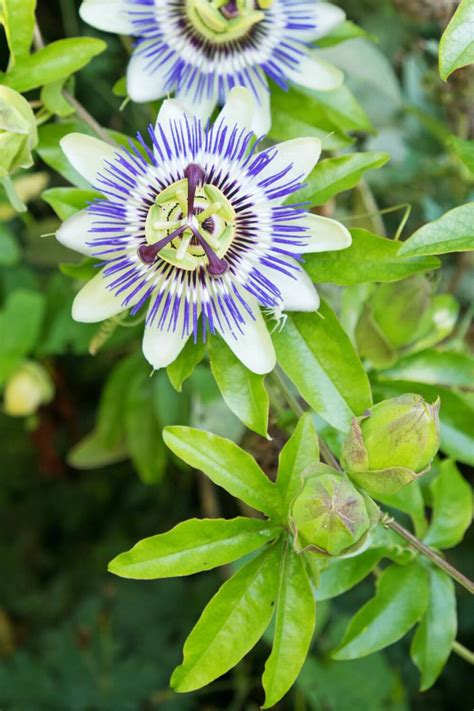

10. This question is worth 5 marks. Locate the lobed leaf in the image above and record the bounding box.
[273,304,372,432]
[171,540,281,692]
[163,426,283,519]
[109,517,280,579]
[332,563,430,660]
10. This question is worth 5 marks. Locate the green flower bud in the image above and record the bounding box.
[0,86,38,179]
[3,361,54,418]
[341,394,440,495]
[290,468,379,557]
[356,276,432,367]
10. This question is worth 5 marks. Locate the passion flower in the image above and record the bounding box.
[56,88,351,373]
[79,0,345,132]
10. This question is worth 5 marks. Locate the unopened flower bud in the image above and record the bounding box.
[356,276,432,366]
[3,361,54,417]
[0,86,38,178]
[342,394,440,495]
[290,468,378,557]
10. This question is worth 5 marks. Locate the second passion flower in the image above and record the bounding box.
[56,88,351,373]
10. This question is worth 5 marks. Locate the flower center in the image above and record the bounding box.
[186,0,273,43]
[139,164,236,276]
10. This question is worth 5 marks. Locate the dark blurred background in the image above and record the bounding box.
[0,0,472,708]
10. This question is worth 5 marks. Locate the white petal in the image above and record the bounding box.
[216,295,276,375]
[250,77,271,136]
[215,86,257,134]
[175,87,217,124]
[60,133,119,187]
[314,3,346,39]
[267,137,322,183]
[126,43,170,103]
[72,272,128,323]
[156,97,190,129]
[79,0,134,35]
[142,324,189,370]
[260,262,320,312]
[56,209,97,257]
[298,213,352,253]
[286,53,344,91]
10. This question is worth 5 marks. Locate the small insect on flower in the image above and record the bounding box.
[56,88,351,374]
[79,0,346,133]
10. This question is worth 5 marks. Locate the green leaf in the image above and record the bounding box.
[42,187,101,220]
[316,20,373,48]
[276,412,319,510]
[439,0,474,80]
[37,122,93,188]
[289,152,389,207]
[209,337,269,437]
[373,380,474,466]
[0,289,45,384]
[406,295,459,353]
[167,338,206,392]
[1,38,106,92]
[424,460,472,550]
[315,548,383,601]
[163,426,283,519]
[1,0,36,60]
[59,258,99,282]
[410,568,457,691]
[448,135,474,174]
[398,203,474,256]
[125,368,167,484]
[67,429,129,469]
[308,84,373,134]
[171,540,281,692]
[109,517,280,579]
[0,224,20,266]
[262,544,315,708]
[269,86,353,150]
[97,354,145,448]
[374,482,428,539]
[41,80,75,118]
[378,349,474,389]
[305,229,440,285]
[332,563,429,660]
[273,304,372,432]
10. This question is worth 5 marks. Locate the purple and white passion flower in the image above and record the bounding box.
[56,88,351,374]
[79,0,345,133]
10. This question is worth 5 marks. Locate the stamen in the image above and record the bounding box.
[138,224,186,264]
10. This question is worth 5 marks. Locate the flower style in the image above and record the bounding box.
[79,0,345,133]
[56,88,351,374]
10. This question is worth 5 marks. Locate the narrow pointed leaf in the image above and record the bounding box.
[262,545,315,708]
[209,337,269,437]
[398,203,474,256]
[2,0,36,60]
[109,517,280,579]
[167,338,206,392]
[424,460,472,549]
[273,304,372,432]
[276,412,319,509]
[332,563,429,660]
[410,568,457,690]
[163,426,283,519]
[171,540,281,692]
